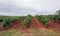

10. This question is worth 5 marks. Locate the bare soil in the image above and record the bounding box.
[25,18,47,30]
[48,21,60,30]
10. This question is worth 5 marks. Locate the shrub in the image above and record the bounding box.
[21,15,32,30]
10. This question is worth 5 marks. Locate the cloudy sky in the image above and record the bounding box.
[0,0,60,16]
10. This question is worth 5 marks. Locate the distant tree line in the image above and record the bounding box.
[56,10,60,15]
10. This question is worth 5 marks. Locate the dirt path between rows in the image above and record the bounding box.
[31,18,47,30]
[24,18,47,36]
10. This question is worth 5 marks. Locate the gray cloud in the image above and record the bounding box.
[0,0,60,16]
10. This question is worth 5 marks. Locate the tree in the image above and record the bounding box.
[56,10,60,15]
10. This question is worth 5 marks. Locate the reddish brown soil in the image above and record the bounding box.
[25,18,47,30]
[48,21,60,30]
[9,20,23,30]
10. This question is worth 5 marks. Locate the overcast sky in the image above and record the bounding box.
[0,0,60,16]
